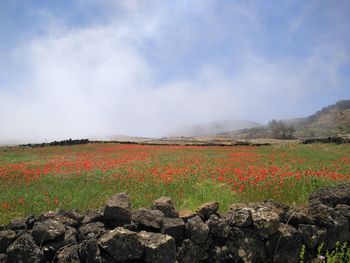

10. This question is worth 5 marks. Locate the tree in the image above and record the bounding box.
[268,119,295,139]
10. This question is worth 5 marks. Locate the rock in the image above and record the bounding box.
[210,245,234,262]
[152,196,179,218]
[196,202,219,220]
[54,244,80,263]
[103,192,132,223]
[133,208,164,232]
[138,231,176,263]
[308,203,349,249]
[179,210,197,222]
[98,227,143,262]
[186,215,209,244]
[283,207,312,227]
[53,215,79,227]
[3,217,27,230]
[6,233,45,263]
[298,224,318,249]
[0,230,16,253]
[207,214,231,240]
[78,238,101,263]
[226,227,266,263]
[77,222,105,241]
[42,226,77,261]
[266,224,302,263]
[309,183,350,207]
[25,214,36,229]
[177,239,209,263]
[81,209,104,224]
[223,208,253,228]
[0,254,7,263]
[161,218,185,242]
[32,219,65,245]
[63,210,85,224]
[251,206,281,237]
[335,204,350,222]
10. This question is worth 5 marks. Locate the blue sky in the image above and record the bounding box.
[0,0,349,142]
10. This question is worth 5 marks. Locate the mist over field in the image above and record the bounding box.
[0,1,350,143]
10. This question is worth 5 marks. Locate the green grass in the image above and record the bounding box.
[0,143,349,225]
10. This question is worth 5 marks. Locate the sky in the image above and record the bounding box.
[0,0,350,143]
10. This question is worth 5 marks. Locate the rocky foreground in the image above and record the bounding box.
[1,184,350,263]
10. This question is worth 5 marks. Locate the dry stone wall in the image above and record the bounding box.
[0,184,350,262]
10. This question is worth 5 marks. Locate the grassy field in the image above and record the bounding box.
[0,142,349,225]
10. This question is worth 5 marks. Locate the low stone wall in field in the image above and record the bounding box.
[1,184,350,263]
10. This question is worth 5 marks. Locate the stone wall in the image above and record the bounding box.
[0,184,349,262]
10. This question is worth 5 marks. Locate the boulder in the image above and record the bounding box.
[161,218,185,242]
[186,215,209,244]
[283,207,312,227]
[133,208,164,232]
[196,202,219,220]
[32,219,66,245]
[6,233,45,263]
[54,244,79,263]
[3,217,27,230]
[78,238,102,263]
[98,227,143,262]
[335,204,350,222]
[0,254,7,263]
[298,224,318,249]
[152,196,179,218]
[179,210,197,222]
[138,231,176,263]
[251,206,280,237]
[81,209,104,224]
[308,203,349,248]
[309,183,350,207]
[206,214,231,240]
[103,192,132,223]
[177,239,209,263]
[42,226,77,261]
[223,208,253,228]
[266,224,302,263]
[0,230,16,253]
[77,222,105,241]
[226,227,266,263]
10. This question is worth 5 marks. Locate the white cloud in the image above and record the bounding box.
[0,1,348,143]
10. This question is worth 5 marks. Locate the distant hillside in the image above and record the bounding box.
[289,100,350,138]
[220,100,350,139]
[169,119,261,137]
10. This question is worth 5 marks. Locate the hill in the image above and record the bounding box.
[169,119,261,137]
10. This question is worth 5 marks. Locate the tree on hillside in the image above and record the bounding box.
[268,119,295,139]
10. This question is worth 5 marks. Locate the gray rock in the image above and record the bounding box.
[133,208,164,232]
[54,244,80,263]
[308,203,349,249]
[207,214,231,240]
[78,238,102,263]
[42,226,77,261]
[298,224,318,249]
[226,227,266,263]
[138,231,176,263]
[210,245,235,263]
[3,217,27,231]
[251,206,280,237]
[223,208,253,228]
[32,219,66,245]
[63,210,85,223]
[335,203,350,222]
[266,223,302,263]
[0,254,7,263]
[81,209,104,225]
[152,196,179,218]
[78,222,105,241]
[103,192,132,223]
[186,215,209,244]
[176,239,208,263]
[309,183,350,207]
[161,218,185,241]
[98,227,143,262]
[179,210,197,222]
[196,202,219,220]
[283,207,312,227]
[6,233,45,263]
[0,230,16,253]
